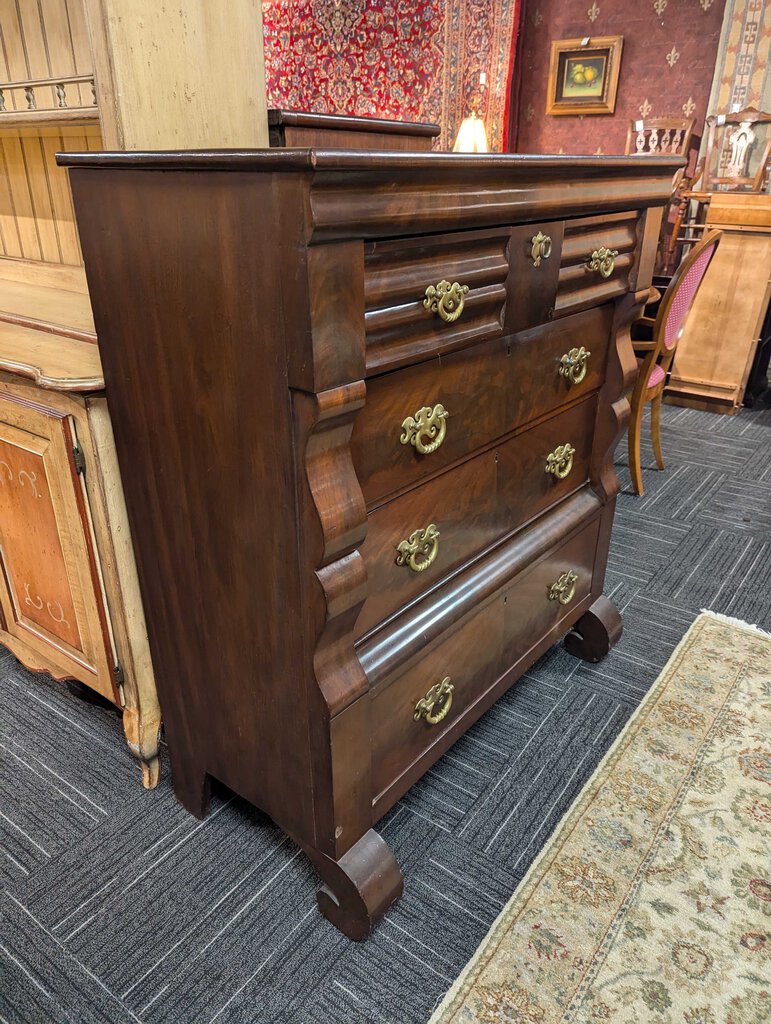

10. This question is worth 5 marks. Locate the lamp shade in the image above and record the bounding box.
[453,112,489,153]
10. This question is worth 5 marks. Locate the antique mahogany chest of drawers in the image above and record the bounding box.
[60,149,679,938]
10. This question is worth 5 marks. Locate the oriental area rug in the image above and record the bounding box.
[431,611,771,1024]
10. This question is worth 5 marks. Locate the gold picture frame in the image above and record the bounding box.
[546,36,624,116]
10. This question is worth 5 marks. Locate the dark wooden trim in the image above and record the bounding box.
[268,108,440,138]
[58,149,684,174]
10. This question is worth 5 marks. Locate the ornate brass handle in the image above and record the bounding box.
[586,247,619,279]
[530,231,553,267]
[401,404,449,455]
[414,677,454,726]
[545,443,576,480]
[396,523,440,573]
[548,569,579,606]
[558,346,591,385]
[423,280,470,323]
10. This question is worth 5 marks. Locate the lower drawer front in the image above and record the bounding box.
[371,515,601,805]
[356,393,597,637]
[353,304,612,507]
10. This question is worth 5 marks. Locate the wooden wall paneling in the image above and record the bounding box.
[0,1,29,102]
[0,124,101,270]
[39,128,84,265]
[65,0,96,109]
[82,0,269,149]
[0,131,43,261]
[15,1,52,82]
[17,130,62,263]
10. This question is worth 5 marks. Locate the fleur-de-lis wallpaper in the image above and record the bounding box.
[515,0,727,154]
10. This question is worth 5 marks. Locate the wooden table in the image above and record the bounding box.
[666,192,771,414]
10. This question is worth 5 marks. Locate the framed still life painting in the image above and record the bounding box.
[546,36,624,116]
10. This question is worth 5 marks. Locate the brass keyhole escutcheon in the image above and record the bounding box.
[401,404,449,455]
[545,443,576,480]
[423,280,470,323]
[414,677,454,726]
[396,523,440,573]
[548,569,579,606]
[558,346,591,386]
[586,246,619,279]
[530,231,553,267]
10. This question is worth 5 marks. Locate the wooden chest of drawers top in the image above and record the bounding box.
[60,149,680,937]
[62,149,679,397]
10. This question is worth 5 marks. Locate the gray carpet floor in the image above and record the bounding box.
[2,401,771,1024]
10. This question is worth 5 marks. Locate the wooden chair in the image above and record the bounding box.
[625,118,695,276]
[627,229,722,495]
[672,108,771,261]
[624,117,694,157]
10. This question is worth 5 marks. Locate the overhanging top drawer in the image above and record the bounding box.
[364,227,510,375]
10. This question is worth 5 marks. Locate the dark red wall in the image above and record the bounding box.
[515,0,726,154]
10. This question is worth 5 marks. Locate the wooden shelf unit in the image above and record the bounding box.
[0,0,269,787]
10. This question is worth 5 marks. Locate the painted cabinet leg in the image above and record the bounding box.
[304,829,404,940]
[122,704,162,790]
[565,595,623,664]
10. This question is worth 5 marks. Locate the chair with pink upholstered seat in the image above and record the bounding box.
[628,229,722,495]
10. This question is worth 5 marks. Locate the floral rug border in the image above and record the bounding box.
[430,610,771,1024]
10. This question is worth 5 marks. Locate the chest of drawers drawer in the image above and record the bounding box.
[353,304,612,506]
[363,211,637,380]
[356,393,597,637]
[364,228,511,374]
[556,211,640,316]
[369,513,601,810]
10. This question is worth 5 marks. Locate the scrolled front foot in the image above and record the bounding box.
[565,594,622,663]
[304,829,404,940]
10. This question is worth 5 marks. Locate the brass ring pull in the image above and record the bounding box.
[586,247,619,279]
[423,280,470,323]
[396,523,440,573]
[530,231,553,267]
[558,346,591,385]
[401,404,449,455]
[548,569,579,606]
[414,677,454,726]
[545,443,576,480]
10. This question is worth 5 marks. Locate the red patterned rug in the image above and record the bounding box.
[262,0,520,150]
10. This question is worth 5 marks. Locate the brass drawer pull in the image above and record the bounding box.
[558,346,591,385]
[530,231,553,267]
[414,677,454,726]
[401,404,449,455]
[548,569,579,606]
[545,443,576,479]
[396,523,440,573]
[586,246,619,279]
[423,280,469,323]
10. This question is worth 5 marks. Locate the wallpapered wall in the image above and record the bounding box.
[515,0,727,154]
[262,0,520,150]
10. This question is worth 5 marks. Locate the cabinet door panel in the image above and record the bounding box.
[0,391,116,699]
